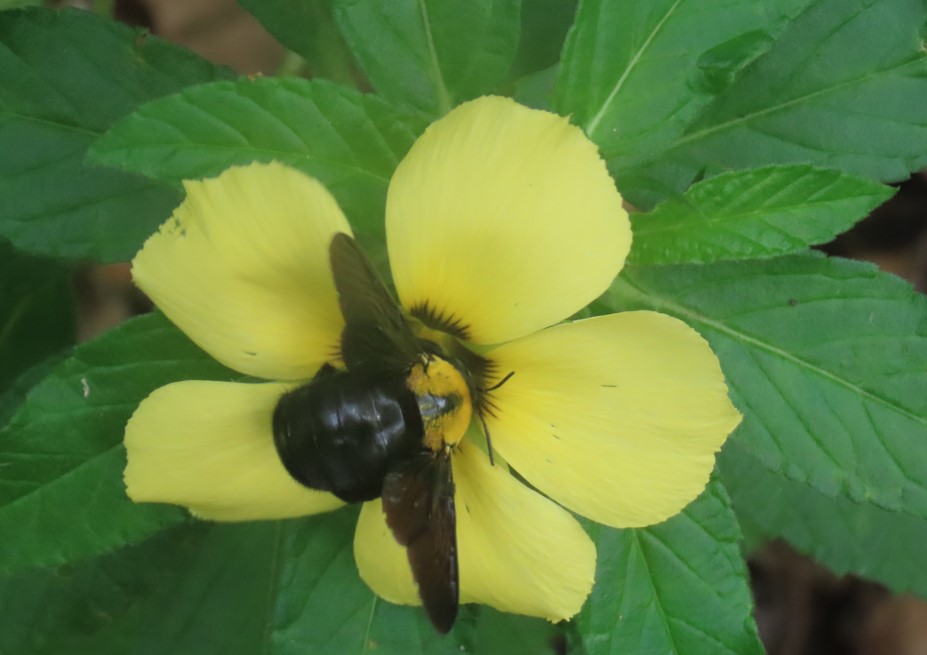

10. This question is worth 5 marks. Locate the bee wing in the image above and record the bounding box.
[381,450,458,634]
[329,233,422,371]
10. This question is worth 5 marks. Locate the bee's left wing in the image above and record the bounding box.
[329,233,422,371]
[381,450,458,634]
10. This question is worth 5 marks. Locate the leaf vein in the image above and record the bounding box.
[586,0,685,138]
[623,275,927,426]
[669,56,927,153]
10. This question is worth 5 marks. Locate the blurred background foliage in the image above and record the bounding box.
[2,0,927,653]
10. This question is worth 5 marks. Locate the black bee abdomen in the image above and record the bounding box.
[272,366,424,503]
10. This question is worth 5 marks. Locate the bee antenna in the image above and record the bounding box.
[481,370,514,393]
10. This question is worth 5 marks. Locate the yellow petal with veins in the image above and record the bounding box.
[353,441,595,621]
[125,380,343,521]
[387,96,630,345]
[485,311,741,528]
[133,162,348,381]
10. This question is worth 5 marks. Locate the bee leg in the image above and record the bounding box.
[475,371,514,467]
[477,408,496,466]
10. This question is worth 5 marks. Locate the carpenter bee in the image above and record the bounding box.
[272,232,476,634]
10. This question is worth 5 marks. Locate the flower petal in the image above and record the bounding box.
[354,501,419,606]
[486,312,741,528]
[354,440,595,621]
[386,96,630,345]
[133,162,349,381]
[125,380,342,521]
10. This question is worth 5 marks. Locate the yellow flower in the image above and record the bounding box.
[124,96,741,623]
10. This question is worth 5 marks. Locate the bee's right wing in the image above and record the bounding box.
[381,450,458,634]
[329,233,422,372]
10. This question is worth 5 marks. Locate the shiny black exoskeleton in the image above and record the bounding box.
[270,233,469,634]
[272,364,423,503]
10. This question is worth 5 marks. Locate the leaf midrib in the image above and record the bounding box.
[585,0,685,138]
[0,296,31,349]
[626,531,674,653]
[1,110,100,138]
[416,0,451,116]
[258,522,285,655]
[0,440,125,517]
[640,55,927,163]
[97,134,392,187]
[618,272,927,426]
[636,190,881,235]
[645,532,748,655]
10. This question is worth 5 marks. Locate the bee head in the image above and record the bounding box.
[406,355,473,451]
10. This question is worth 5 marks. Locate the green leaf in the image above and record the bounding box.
[576,478,762,655]
[2,520,336,655]
[0,352,67,430]
[629,165,894,265]
[0,313,241,574]
[621,0,927,208]
[236,0,358,85]
[0,7,232,262]
[0,508,555,654]
[0,524,211,655]
[270,508,473,654]
[331,0,522,117]
[509,0,576,79]
[0,235,73,454]
[721,441,927,599]
[0,0,40,9]
[514,63,558,110]
[467,609,559,655]
[608,253,927,521]
[0,520,320,655]
[90,77,427,243]
[0,240,74,392]
[554,0,802,193]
